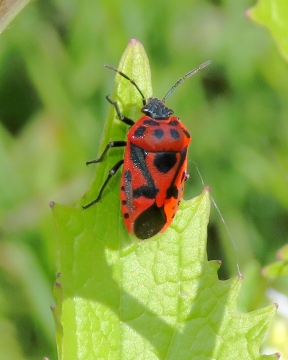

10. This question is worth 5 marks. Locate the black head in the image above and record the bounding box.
[141,98,174,120]
[104,60,211,120]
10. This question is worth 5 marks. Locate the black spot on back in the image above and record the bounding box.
[169,120,179,126]
[166,185,178,199]
[134,126,146,138]
[170,129,180,139]
[130,144,147,166]
[133,185,159,199]
[134,203,166,239]
[130,144,157,193]
[153,129,164,139]
[154,152,177,173]
[143,119,159,126]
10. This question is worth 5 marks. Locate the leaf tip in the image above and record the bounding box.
[245,8,252,20]
[129,38,141,45]
[272,302,279,310]
[276,244,288,260]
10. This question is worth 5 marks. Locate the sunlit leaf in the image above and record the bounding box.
[247,0,288,61]
[52,40,277,360]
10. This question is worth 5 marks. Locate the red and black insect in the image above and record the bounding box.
[83,61,211,239]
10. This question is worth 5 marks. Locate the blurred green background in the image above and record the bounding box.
[0,0,287,359]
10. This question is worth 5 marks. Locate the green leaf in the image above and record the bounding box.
[278,244,288,260]
[52,40,277,360]
[247,0,288,61]
[262,244,288,278]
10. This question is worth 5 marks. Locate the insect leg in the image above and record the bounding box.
[83,159,124,209]
[86,141,126,165]
[106,95,135,126]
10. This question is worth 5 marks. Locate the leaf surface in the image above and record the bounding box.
[52,40,277,360]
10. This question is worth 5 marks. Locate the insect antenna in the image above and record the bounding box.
[104,65,146,105]
[162,60,211,103]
